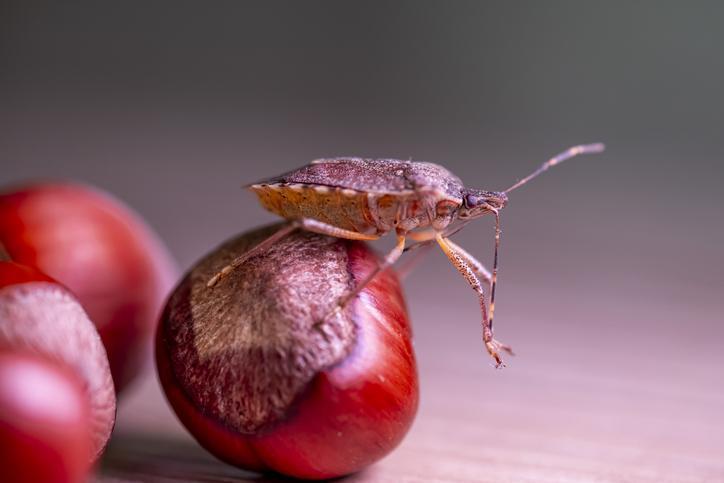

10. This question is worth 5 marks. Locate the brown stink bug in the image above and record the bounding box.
[208,143,605,366]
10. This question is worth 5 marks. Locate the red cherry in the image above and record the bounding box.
[157,225,418,479]
[0,261,116,464]
[0,182,178,393]
[0,350,92,483]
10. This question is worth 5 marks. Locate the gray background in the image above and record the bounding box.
[2,1,723,480]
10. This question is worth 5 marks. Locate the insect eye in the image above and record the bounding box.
[464,193,480,208]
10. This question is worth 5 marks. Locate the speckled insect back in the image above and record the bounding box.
[251,158,467,234]
[209,144,605,367]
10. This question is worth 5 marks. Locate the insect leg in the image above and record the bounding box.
[396,240,434,280]
[207,221,300,287]
[208,218,379,288]
[443,238,492,291]
[404,226,491,287]
[406,229,437,242]
[334,233,407,311]
[404,221,471,253]
[435,233,513,367]
[296,218,380,241]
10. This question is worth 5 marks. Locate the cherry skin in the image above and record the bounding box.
[157,224,419,479]
[0,261,116,465]
[0,350,93,483]
[0,182,178,393]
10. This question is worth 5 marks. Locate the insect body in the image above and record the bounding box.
[209,144,605,367]
[252,159,479,235]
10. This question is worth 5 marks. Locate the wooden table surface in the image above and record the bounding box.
[98,278,724,483]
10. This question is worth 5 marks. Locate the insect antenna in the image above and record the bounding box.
[504,143,605,194]
[488,210,502,336]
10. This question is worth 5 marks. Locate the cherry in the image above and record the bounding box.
[157,224,418,479]
[0,182,178,394]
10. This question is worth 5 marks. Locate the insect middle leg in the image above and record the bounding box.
[396,239,434,280]
[435,233,513,367]
[333,232,407,312]
[207,218,380,287]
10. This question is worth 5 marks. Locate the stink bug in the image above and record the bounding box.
[208,143,605,366]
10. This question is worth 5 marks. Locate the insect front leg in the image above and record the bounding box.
[442,238,493,292]
[435,233,513,367]
[406,230,492,289]
[207,218,380,288]
[334,232,407,311]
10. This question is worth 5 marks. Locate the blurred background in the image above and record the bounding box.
[2,1,723,481]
